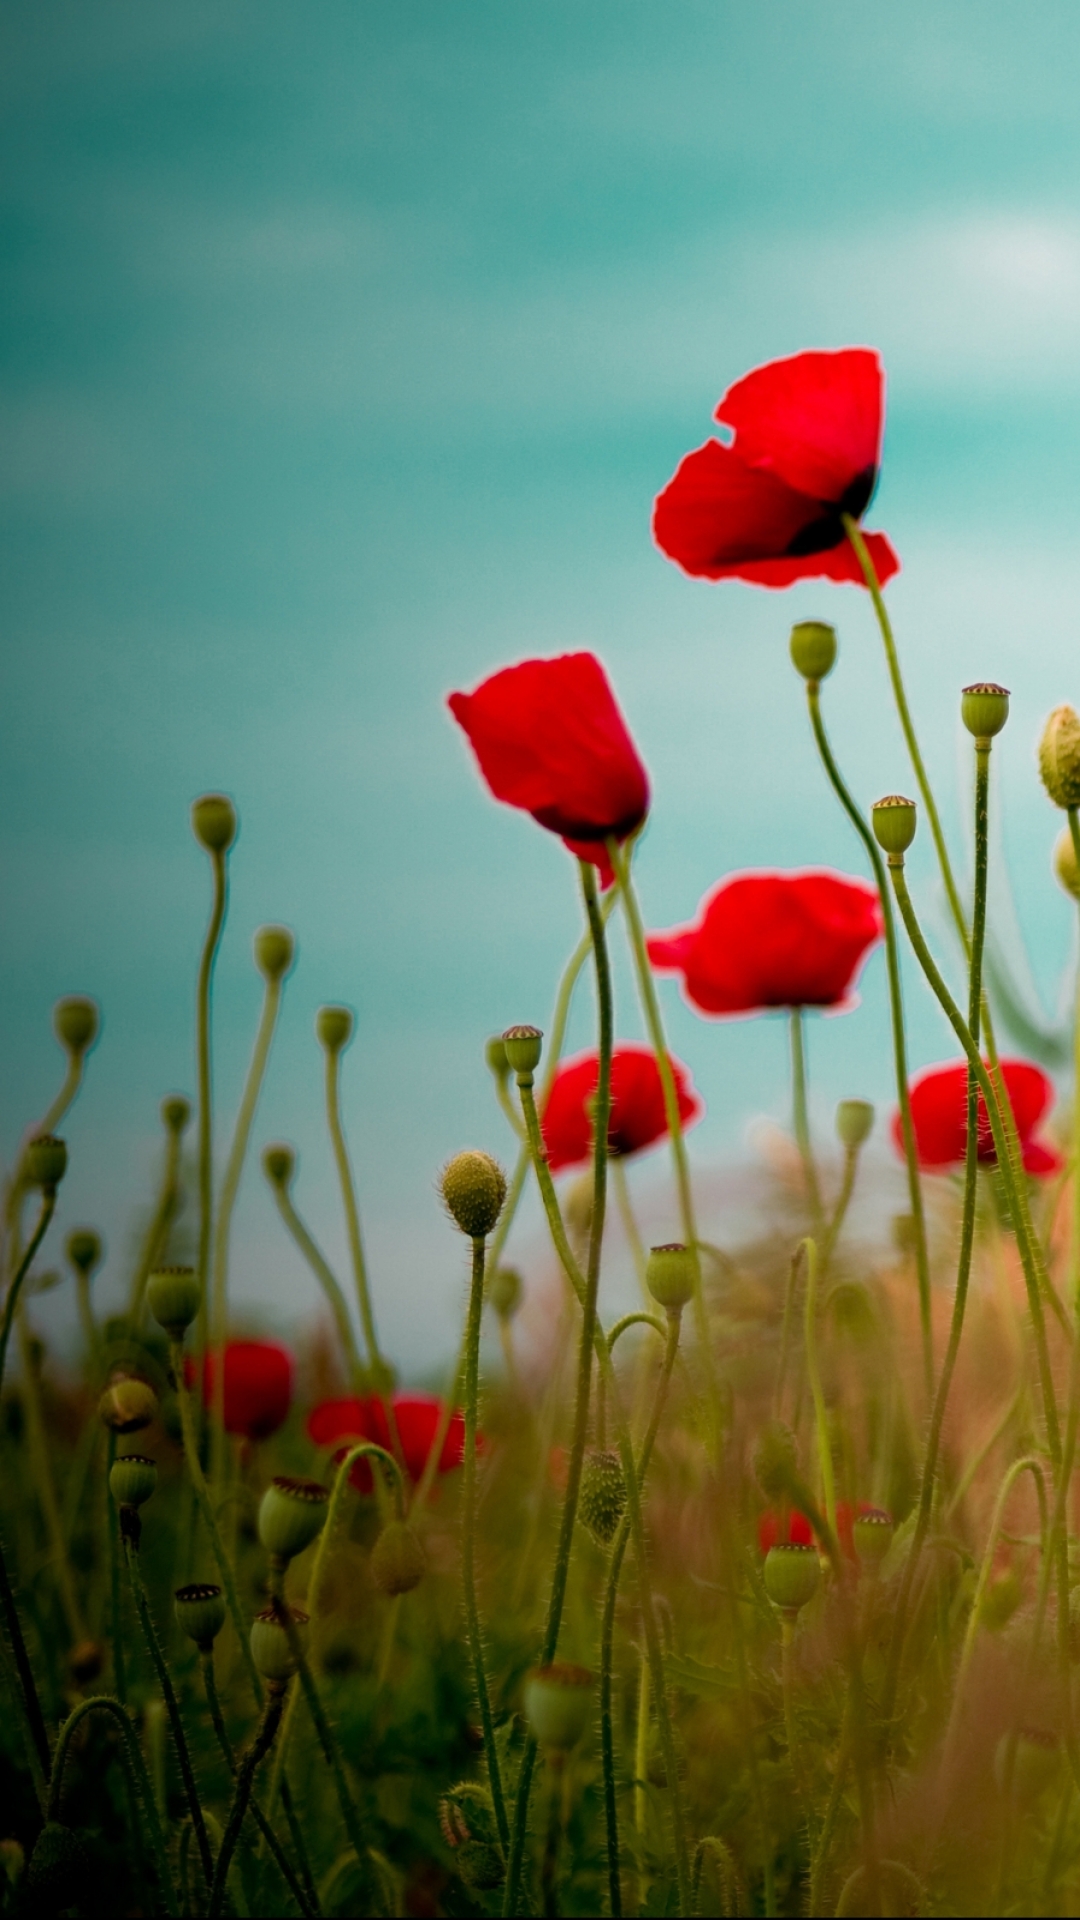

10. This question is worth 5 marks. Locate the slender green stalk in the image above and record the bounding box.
[171,1339,264,1703]
[208,1685,286,1918]
[17,1312,87,1644]
[267,1567,369,1866]
[821,1145,858,1269]
[124,1539,214,1887]
[268,1180,364,1387]
[201,1651,318,1918]
[49,1695,179,1916]
[0,1526,50,1789]
[462,1235,510,1851]
[633,1653,650,1913]
[196,846,228,1361]
[790,1012,825,1239]
[324,1042,390,1389]
[802,1238,836,1538]
[0,1190,55,1397]
[612,1159,648,1296]
[105,1429,127,1703]
[779,1615,811,1838]
[129,1120,184,1320]
[773,1246,803,1421]
[808,1696,853,1917]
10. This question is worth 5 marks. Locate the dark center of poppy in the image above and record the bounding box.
[783,466,877,557]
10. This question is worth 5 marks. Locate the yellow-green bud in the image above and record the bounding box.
[752,1420,799,1501]
[485,1035,509,1077]
[254,924,295,982]
[1039,705,1080,810]
[370,1520,426,1595]
[852,1506,894,1568]
[994,1727,1059,1800]
[961,681,1010,741]
[579,1448,627,1547]
[763,1543,821,1615]
[109,1453,158,1509]
[440,1151,507,1238]
[502,1024,543,1076]
[161,1093,191,1135]
[980,1567,1022,1633]
[174,1582,227,1651]
[789,620,837,683]
[523,1663,593,1752]
[99,1374,158,1435]
[835,1099,874,1149]
[25,1135,67,1191]
[258,1476,329,1563]
[488,1265,522,1319]
[250,1606,308,1683]
[27,1825,88,1910]
[872,794,917,858]
[191,792,237,854]
[65,1229,102,1276]
[53,995,99,1057]
[146,1266,201,1339]
[316,1004,354,1053]
[1054,827,1080,901]
[262,1142,296,1189]
[645,1242,695,1313]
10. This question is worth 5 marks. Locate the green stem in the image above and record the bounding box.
[773,1246,803,1421]
[802,1238,836,1538]
[541,1752,565,1920]
[267,1567,368,1867]
[125,1539,214,1888]
[612,1158,648,1297]
[324,1044,388,1387]
[790,1011,825,1240]
[0,1190,56,1397]
[821,1146,858,1269]
[105,1429,127,1702]
[463,1235,510,1851]
[196,847,228,1363]
[0,1525,50,1790]
[808,1696,853,1918]
[269,1181,365,1388]
[171,1339,264,1704]
[17,1311,87,1644]
[208,1685,286,1918]
[49,1695,179,1915]
[779,1615,810,1839]
[201,1651,318,1918]
[130,1121,183,1320]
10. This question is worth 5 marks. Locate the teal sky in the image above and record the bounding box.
[4,4,1080,1373]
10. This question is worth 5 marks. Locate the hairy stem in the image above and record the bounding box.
[196,846,228,1363]
[208,1686,285,1918]
[125,1539,214,1887]
[49,1695,178,1915]
[463,1235,510,1850]
[790,1011,825,1239]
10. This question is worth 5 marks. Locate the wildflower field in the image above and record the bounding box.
[5,346,1080,1919]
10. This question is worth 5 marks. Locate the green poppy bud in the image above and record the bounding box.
[191,792,237,854]
[316,1004,354,1053]
[753,1420,800,1501]
[262,1142,295,1189]
[258,1476,329,1563]
[99,1374,158,1434]
[835,1099,874,1149]
[485,1035,509,1078]
[980,1567,1022,1633]
[994,1727,1059,1800]
[645,1242,694,1314]
[789,620,837,683]
[370,1520,426,1595]
[523,1663,593,1753]
[961,681,1010,742]
[161,1093,192,1135]
[250,1605,308,1684]
[53,995,99,1058]
[763,1543,821,1616]
[109,1453,158,1509]
[487,1265,522,1319]
[25,1135,67,1191]
[254,924,295,982]
[872,795,917,858]
[440,1151,507,1239]
[146,1266,201,1340]
[1054,827,1080,900]
[65,1229,102,1277]
[27,1824,88,1910]
[502,1024,543,1077]
[1039,704,1080,810]
[174,1582,227,1651]
[579,1448,627,1547]
[852,1506,894,1569]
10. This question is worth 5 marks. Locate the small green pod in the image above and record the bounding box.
[645,1243,695,1313]
[174,1582,227,1651]
[250,1606,309,1683]
[146,1265,201,1339]
[501,1024,543,1075]
[578,1448,627,1548]
[440,1151,507,1238]
[763,1543,821,1615]
[871,795,917,856]
[789,620,837,683]
[523,1663,593,1753]
[109,1454,158,1509]
[258,1477,329,1562]
[25,1135,68,1191]
[961,681,1010,741]
[852,1506,894,1569]
[370,1520,426,1596]
[99,1374,158,1435]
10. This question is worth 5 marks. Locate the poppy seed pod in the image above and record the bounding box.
[258,1476,329,1563]
[763,1543,821,1616]
[961,682,1010,741]
[487,1265,522,1319]
[191,792,237,854]
[316,1004,354,1053]
[99,1374,158,1435]
[852,1506,894,1568]
[485,1035,509,1078]
[65,1229,102,1276]
[1054,827,1080,901]
[25,1135,67,1191]
[835,1099,874,1149]
[523,1663,593,1753]
[370,1520,426,1596]
[53,995,99,1057]
[250,1605,308,1683]
[109,1453,158,1510]
[440,1151,507,1239]
[262,1142,295,1189]
[174,1582,227,1651]
[645,1242,695,1313]
[146,1266,201,1339]
[161,1093,192,1134]
[1039,705,1080,810]
[872,795,917,858]
[789,620,837,683]
[254,924,295,982]
[579,1448,627,1547]
[502,1025,543,1077]
[752,1420,800,1501]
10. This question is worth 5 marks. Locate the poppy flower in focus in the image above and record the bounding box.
[647,870,883,1018]
[653,348,900,590]
[447,653,649,885]
[308,1394,469,1492]
[189,1340,292,1441]
[540,1043,703,1174]
[894,1059,1062,1176]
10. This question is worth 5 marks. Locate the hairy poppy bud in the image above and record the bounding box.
[147,1266,201,1339]
[162,1093,192,1135]
[110,1454,158,1509]
[53,995,99,1058]
[316,1004,354,1053]
[191,792,237,854]
[487,1265,522,1319]
[254,924,295,982]
[262,1142,295,1190]
[25,1135,67,1191]
[789,620,837,683]
[502,1025,543,1077]
[371,1520,425,1595]
[579,1448,627,1547]
[961,681,1010,742]
[523,1663,593,1753]
[258,1477,329,1563]
[872,794,917,858]
[1054,827,1080,901]
[852,1506,894,1569]
[99,1374,158,1435]
[65,1230,102,1276]
[835,1099,874,1149]
[250,1605,308,1684]
[645,1243,694,1314]
[175,1582,227,1651]
[485,1035,509,1078]
[753,1421,800,1501]
[1039,705,1080,810]
[440,1151,507,1238]
[27,1824,89,1909]
[763,1543,821,1616]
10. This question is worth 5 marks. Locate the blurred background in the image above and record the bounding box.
[3,3,1079,1372]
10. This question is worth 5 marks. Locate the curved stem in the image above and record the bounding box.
[125,1540,214,1887]
[324,1046,388,1387]
[269,1181,364,1388]
[49,1695,179,1916]
[17,1311,87,1643]
[821,1146,859,1269]
[0,1190,55,1397]
[208,1686,285,1917]
[201,1652,319,1918]
[802,1238,836,1538]
[463,1235,509,1851]
[267,1567,368,1866]
[196,847,228,1361]
[808,1695,853,1917]
[130,1122,183,1320]
[608,1311,667,1350]
[790,1012,825,1239]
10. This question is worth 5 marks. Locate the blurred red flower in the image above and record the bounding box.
[308,1393,468,1492]
[647,870,883,1017]
[653,348,900,589]
[894,1059,1061,1176]
[189,1340,292,1441]
[540,1043,703,1173]
[447,653,649,884]
[757,1508,814,1554]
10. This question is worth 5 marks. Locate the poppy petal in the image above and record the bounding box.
[716,348,885,506]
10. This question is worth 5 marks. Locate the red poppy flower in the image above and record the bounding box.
[757,1508,814,1555]
[647,870,883,1018]
[307,1394,468,1492]
[448,653,649,884]
[540,1043,703,1174]
[653,349,900,589]
[189,1340,292,1441]
[894,1059,1062,1176]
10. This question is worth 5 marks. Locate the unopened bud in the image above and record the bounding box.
[645,1243,695,1313]
[250,1606,308,1684]
[579,1448,627,1547]
[161,1094,192,1135]
[191,792,237,854]
[763,1543,821,1616]
[835,1099,874,1150]
[440,1151,507,1239]
[174,1582,227,1651]
[262,1142,296,1189]
[258,1477,329,1563]
[316,1005,354,1053]
[523,1663,593,1753]
[53,996,99,1058]
[872,794,917,858]
[109,1454,158,1510]
[502,1025,543,1077]
[789,620,837,683]
[146,1266,201,1340]
[254,924,295,982]
[485,1035,509,1077]
[1039,705,1080,810]
[961,682,1010,741]
[99,1374,158,1434]
[25,1135,67,1191]
[1054,827,1080,901]
[753,1420,799,1501]
[65,1230,102,1277]
[488,1266,522,1319]
[370,1520,426,1595]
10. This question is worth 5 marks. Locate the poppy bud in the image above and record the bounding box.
[191,792,237,854]
[502,1025,543,1078]
[440,1151,507,1239]
[316,1005,354,1053]
[174,1582,227,1651]
[262,1142,295,1189]
[162,1092,192,1134]
[254,924,295,982]
[564,1175,594,1243]
[258,1476,329,1563]
[994,1727,1059,1800]
[487,1265,522,1319]
[961,682,1010,742]
[53,995,99,1058]
[852,1506,894,1569]
[645,1242,694,1314]
[763,1543,821,1616]
[1054,827,1080,901]
[980,1567,1022,1633]
[250,1605,309,1683]
[27,1824,89,1909]
[109,1453,158,1510]
[65,1229,102,1276]
[25,1135,67,1192]
[835,1099,874,1149]
[789,620,837,683]
[146,1266,201,1340]
[753,1421,799,1501]
[579,1448,627,1547]
[871,794,917,858]
[99,1374,158,1434]
[485,1035,509,1078]
[370,1520,426,1595]
[1039,705,1080,810]
[523,1663,593,1753]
